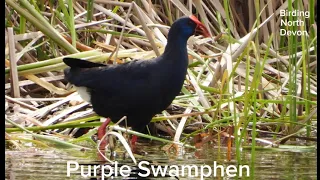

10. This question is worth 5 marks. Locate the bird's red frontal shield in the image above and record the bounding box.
[189,15,211,37]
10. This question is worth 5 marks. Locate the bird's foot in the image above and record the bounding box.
[162,143,182,155]
[130,135,138,147]
[97,117,111,161]
[129,135,138,153]
[128,135,148,156]
[127,135,146,155]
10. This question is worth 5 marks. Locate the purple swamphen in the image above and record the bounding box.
[63,15,210,150]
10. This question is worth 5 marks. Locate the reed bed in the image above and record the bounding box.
[5,0,317,162]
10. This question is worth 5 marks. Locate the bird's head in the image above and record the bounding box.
[169,15,210,39]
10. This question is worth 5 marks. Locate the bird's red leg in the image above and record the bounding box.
[130,135,138,152]
[97,118,111,161]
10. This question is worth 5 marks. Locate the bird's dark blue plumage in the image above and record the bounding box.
[63,16,210,131]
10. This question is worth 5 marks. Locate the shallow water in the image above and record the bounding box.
[5,141,317,180]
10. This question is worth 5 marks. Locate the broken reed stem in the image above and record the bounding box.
[7,27,20,98]
[133,2,160,56]
[5,95,38,111]
[113,2,133,63]
[152,110,216,122]
[78,0,132,7]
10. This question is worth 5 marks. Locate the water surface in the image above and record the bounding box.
[5,141,317,180]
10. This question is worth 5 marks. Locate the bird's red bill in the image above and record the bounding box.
[189,15,211,37]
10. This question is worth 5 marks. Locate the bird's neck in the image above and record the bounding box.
[162,35,189,63]
[159,35,189,96]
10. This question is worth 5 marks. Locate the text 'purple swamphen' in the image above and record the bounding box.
[63,15,210,149]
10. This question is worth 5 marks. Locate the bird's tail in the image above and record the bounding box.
[63,58,107,68]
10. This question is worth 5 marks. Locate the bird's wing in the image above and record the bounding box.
[64,58,160,98]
